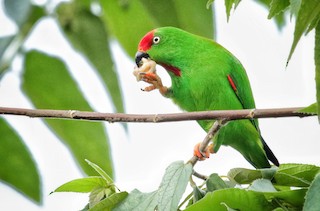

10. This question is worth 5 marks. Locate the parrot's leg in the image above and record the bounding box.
[193,143,214,160]
[140,72,169,96]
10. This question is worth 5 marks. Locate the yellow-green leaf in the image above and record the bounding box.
[297,103,318,115]
[53,176,106,193]
[185,188,273,211]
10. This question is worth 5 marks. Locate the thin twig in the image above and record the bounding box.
[188,119,227,166]
[192,170,208,181]
[0,106,315,123]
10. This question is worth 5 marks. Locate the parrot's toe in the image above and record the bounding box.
[193,143,214,160]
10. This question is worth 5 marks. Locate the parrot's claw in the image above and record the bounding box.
[133,58,169,96]
[193,143,214,161]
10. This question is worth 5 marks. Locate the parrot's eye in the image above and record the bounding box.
[153,36,160,44]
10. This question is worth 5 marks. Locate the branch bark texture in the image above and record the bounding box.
[0,106,314,123]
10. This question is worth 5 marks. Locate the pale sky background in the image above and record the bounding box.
[0,0,320,210]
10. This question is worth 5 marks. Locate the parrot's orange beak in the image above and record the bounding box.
[135,51,150,67]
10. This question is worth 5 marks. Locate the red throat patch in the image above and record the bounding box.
[160,63,181,77]
[138,30,155,51]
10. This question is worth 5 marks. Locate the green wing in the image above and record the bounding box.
[227,69,279,167]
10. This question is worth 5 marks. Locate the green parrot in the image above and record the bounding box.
[135,27,279,169]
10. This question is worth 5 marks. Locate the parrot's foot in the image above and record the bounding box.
[193,143,214,161]
[133,58,169,96]
[142,74,168,96]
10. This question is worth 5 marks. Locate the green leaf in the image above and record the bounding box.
[139,0,215,38]
[100,0,214,57]
[85,159,114,184]
[0,5,45,74]
[170,0,214,39]
[157,161,193,211]
[56,3,125,114]
[89,186,114,208]
[255,0,287,29]
[268,0,290,19]
[4,0,31,26]
[206,0,215,9]
[89,192,128,211]
[53,176,106,193]
[0,36,14,76]
[303,173,320,211]
[22,50,113,177]
[0,118,41,203]
[193,186,206,202]
[113,189,158,211]
[228,167,277,184]
[289,0,301,18]
[315,23,320,121]
[287,0,320,65]
[99,0,157,57]
[228,168,262,184]
[206,173,229,191]
[264,189,307,208]
[224,0,241,22]
[185,188,274,211]
[249,179,277,192]
[274,163,320,187]
[296,103,318,115]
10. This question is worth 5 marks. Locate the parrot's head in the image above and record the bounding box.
[135,27,194,77]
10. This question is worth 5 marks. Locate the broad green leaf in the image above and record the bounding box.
[157,161,193,211]
[274,163,320,187]
[141,0,214,39]
[53,176,106,193]
[172,0,214,39]
[224,0,241,22]
[90,192,128,211]
[139,0,179,27]
[248,179,277,192]
[303,173,320,211]
[206,173,229,191]
[113,189,158,211]
[99,0,157,57]
[185,188,274,211]
[264,189,307,208]
[0,118,41,203]
[22,50,113,177]
[268,0,290,19]
[4,0,31,26]
[296,103,318,115]
[56,2,125,114]
[315,23,320,121]
[287,0,320,65]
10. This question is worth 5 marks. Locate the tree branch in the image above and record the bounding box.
[0,106,314,123]
[188,119,227,166]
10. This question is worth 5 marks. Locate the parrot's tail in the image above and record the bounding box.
[261,136,279,167]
